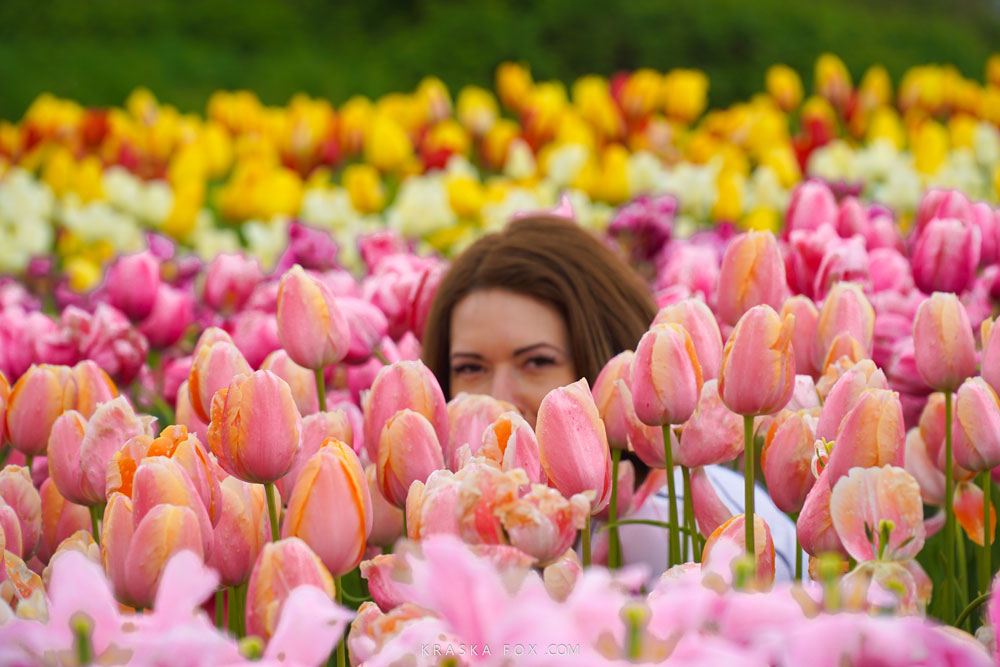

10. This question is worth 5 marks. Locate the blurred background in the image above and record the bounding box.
[2,0,999,120]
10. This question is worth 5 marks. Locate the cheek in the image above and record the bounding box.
[523,366,579,413]
[451,373,491,398]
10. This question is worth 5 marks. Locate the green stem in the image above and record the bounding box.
[957,521,969,624]
[599,519,696,535]
[582,513,591,567]
[943,391,956,624]
[373,347,390,365]
[682,465,699,562]
[743,414,755,558]
[335,576,346,667]
[71,615,93,666]
[25,454,34,475]
[264,483,280,542]
[315,367,327,413]
[238,583,247,637]
[955,589,992,629]
[89,504,101,545]
[608,448,622,569]
[662,425,680,568]
[228,586,239,636]
[980,471,992,598]
[793,512,803,581]
[215,589,224,629]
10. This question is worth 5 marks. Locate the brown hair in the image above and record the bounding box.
[422,215,657,396]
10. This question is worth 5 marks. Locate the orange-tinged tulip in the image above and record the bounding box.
[781,296,820,379]
[0,502,22,558]
[246,537,335,641]
[815,359,888,442]
[716,231,787,327]
[0,465,41,560]
[208,370,301,484]
[68,360,118,419]
[446,393,514,469]
[912,292,976,393]
[283,439,372,576]
[829,465,925,562]
[954,481,997,546]
[593,351,636,450]
[101,492,135,605]
[276,265,351,370]
[124,504,204,609]
[188,330,252,424]
[535,379,613,515]
[376,410,445,509]
[702,514,775,589]
[630,323,704,426]
[36,477,90,565]
[365,464,404,548]
[175,379,209,444]
[652,300,723,381]
[405,471,461,541]
[718,305,796,416]
[6,364,74,457]
[209,476,273,588]
[131,456,214,560]
[904,428,945,506]
[479,411,545,485]
[760,410,818,514]
[814,283,875,372]
[363,360,448,463]
[951,377,1000,472]
[797,469,847,557]
[276,409,353,501]
[260,349,319,416]
[0,371,9,445]
[496,485,590,567]
[676,379,744,468]
[825,389,905,483]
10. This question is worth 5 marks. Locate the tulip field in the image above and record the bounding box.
[5,53,1000,665]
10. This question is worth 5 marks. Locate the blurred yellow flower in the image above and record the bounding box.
[445,175,485,219]
[456,86,499,136]
[712,168,745,221]
[620,69,662,119]
[815,53,852,111]
[662,69,709,124]
[911,119,949,174]
[867,107,906,149]
[343,164,385,214]
[364,113,414,173]
[339,96,373,156]
[425,119,471,157]
[64,256,102,292]
[572,76,623,140]
[742,207,781,232]
[765,64,803,112]
[496,62,533,112]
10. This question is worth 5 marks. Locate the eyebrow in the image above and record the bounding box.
[450,343,565,360]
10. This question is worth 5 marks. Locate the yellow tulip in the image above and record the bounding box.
[765,64,803,111]
[713,169,745,221]
[343,163,385,214]
[867,107,906,149]
[662,69,710,124]
[456,85,499,136]
[445,175,485,219]
[425,119,470,157]
[988,54,1000,88]
[858,65,892,109]
[911,119,949,174]
[742,207,781,232]
[41,147,75,197]
[496,62,533,111]
[814,53,852,111]
[338,96,373,155]
[364,113,413,173]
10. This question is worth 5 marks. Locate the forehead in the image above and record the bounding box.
[450,289,569,354]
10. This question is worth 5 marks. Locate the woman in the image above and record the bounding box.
[422,213,801,581]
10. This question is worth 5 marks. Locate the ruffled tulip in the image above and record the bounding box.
[246,537,336,641]
[6,364,74,458]
[446,393,513,469]
[376,409,445,508]
[208,477,273,588]
[496,485,590,566]
[363,360,449,463]
[676,379,744,467]
[702,514,775,588]
[760,410,818,514]
[105,251,161,321]
[718,305,796,416]
[652,300,723,380]
[952,377,1000,472]
[276,265,351,369]
[912,292,976,392]
[535,379,613,514]
[911,218,981,294]
[830,465,925,562]
[36,477,90,564]
[0,465,41,560]
[207,370,301,484]
[283,439,373,576]
[187,330,252,423]
[716,231,787,327]
[630,323,704,426]
[479,411,545,484]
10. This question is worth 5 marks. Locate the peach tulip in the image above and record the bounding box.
[175,379,209,444]
[652,300,723,380]
[0,465,41,560]
[208,477,273,588]
[276,265,351,370]
[630,323,704,426]
[454,462,528,546]
[246,537,336,641]
[365,464,404,548]
[676,379,744,467]
[187,330,252,423]
[760,410,818,514]
[208,370,301,484]
[689,466,733,538]
[405,470,462,540]
[797,470,847,557]
[593,352,636,450]
[904,428,946,507]
[622,380,672,468]
[815,359,888,442]
[813,282,874,372]
[0,371,8,445]
[830,466,925,563]
[824,389,905,483]
[982,317,1000,396]
[446,393,514,469]
[912,292,976,392]
[6,364,74,457]
[716,230,788,327]
[479,411,545,484]
[376,410,445,508]
[702,514,775,588]
[952,377,1000,472]
[125,504,204,609]
[100,491,134,604]
[496,485,590,566]
[260,350,319,416]
[363,360,449,463]
[36,478,90,564]
[0,502,22,558]
[954,482,998,546]
[718,305,796,416]
[68,360,118,419]
[535,379,613,514]
[781,296,820,379]
[276,410,353,501]
[130,456,214,559]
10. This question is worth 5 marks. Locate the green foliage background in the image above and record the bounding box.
[1,0,999,121]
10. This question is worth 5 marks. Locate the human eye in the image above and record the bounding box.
[452,362,485,376]
[524,355,557,370]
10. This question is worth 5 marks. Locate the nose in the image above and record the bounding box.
[489,365,525,416]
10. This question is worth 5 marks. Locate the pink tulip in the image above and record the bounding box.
[138,284,193,348]
[904,428,946,506]
[207,477,272,587]
[796,470,846,557]
[595,458,635,521]
[363,360,449,463]
[246,537,335,641]
[718,305,796,416]
[187,329,252,423]
[952,377,1000,472]
[825,388,905,483]
[830,465,925,562]
[496,485,590,566]
[175,380,209,444]
[376,409,445,508]
[0,465,41,560]
[479,411,545,484]
[260,349,319,416]
[0,502,22,557]
[971,202,999,266]
[207,370,301,484]
[36,477,90,564]
[912,218,981,294]
[785,224,841,298]
[227,309,281,369]
[276,409,353,500]
[68,360,118,419]
[760,410,818,514]
[125,503,205,609]
[780,296,820,379]
[917,392,974,481]
[915,188,973,236]
[815,359,888,442]
[869,247,914,293]
[676,379,744,467]
[812,234,870,300]
[814,282,874,371]
[716,231,787,326]
[202,252,263,313]
[785,179,838,236]
[981,317,1000,397]
[283,439,373,576]
[630,323,704,426]
[106,251,161,321]
[702,514,775,588]
[593,351,636,450]
[405,470,462,540]
[365,464,404,548]
[338,297,390,364]
[6,364,74,457]
[652,300,723,380]
[131,456,214,559]
[535,379,613,514]
[276,265,351,369]
[446,393,514,468]
[912,292,976,392]
[689,466,734,538]
[656,244,720,304]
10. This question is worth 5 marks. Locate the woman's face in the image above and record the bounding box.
[449,289,577,426]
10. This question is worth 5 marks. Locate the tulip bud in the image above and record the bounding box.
[785,179,837,236]
[630,323,704,426]
[208,371,302,485]
[125,504,204,609]
[912,292,976,392]
[912,218,981,294]
[209,477,273,588]
[246,538,335,641]
[981,317,1000,396]
[188,332,252,424]
[676,379,744,467]
[718,306,796,416]
[131,456,214,560]
[69,360,118,420]
[952,377,1000,472]
[0,465,41,560]
[138,284,194,348]
[815,359,888,442]
[825,389,905,483]
[202,253,264,313]
[36,477,90,565]
[106,251,161,321]
[814,282,874,371]
[535,379,613,514]
[479,411,545,484]
[593,351,635,450]
[376,410,445,508]
[652,300,723,380]
[363,360,449,463]
[446,393,514,469]
[276,410,354,501]
[760,411,818,514]
[283,440,373,576]
[780,297,820,379]
[716,231,787,327]
[276,265,351,370]
[6,364,74,457]
[260,350,319,416]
